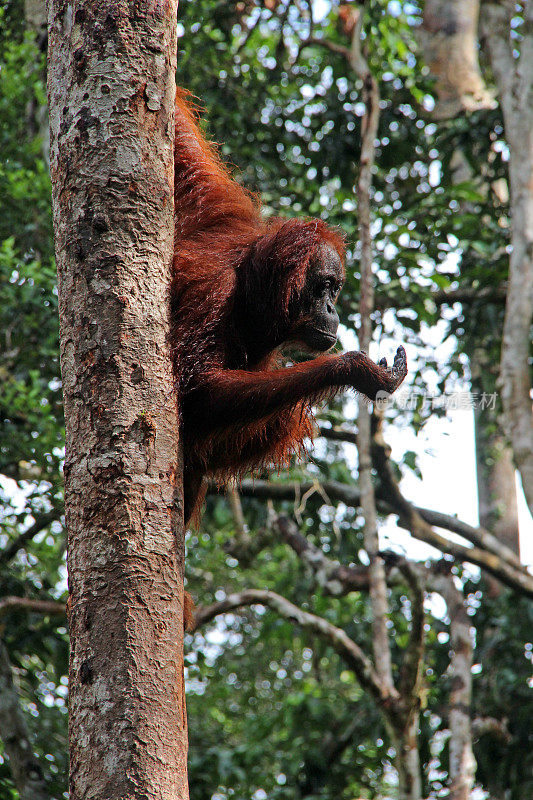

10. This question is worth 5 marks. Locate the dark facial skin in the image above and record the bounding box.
[290,244,344,352]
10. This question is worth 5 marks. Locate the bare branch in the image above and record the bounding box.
[277,513,425,715]
[0,596,66,619]
[0,509,61,565]
[194,588,400,709]
[415,506,523,571]
[372,434,533,597]
[233,477,362,506]
[231,479,530,576]
[276,514,449,600]
[274,514,371,594]
[318,424,358,446]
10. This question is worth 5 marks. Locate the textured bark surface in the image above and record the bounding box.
[420,0,495,118]
[351,34,395,700]
[475,409,520,556]
[350,24,421,796]
[432,576,476,800]
[447,146,521,562]
[481,2,533,518]
[47,2,187,798]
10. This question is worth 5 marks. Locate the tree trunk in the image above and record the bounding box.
[353,42,395,697]
[475,410,520,556]
[47,3,187,799]
[432,575,476,800]
[389,713,422,800]
[0,639,49,800]
[502,150,533,518]
[471,349,520,596]
[481,3,533,518]
[420,0,495,119]
[449,145,520,577]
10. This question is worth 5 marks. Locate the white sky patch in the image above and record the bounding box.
[336,324,533,566]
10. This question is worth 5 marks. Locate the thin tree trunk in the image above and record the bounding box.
[421,0,527,544]
[389,713,422,800]
[432,575,476,800]
[47,3,187,799]
[420,0,495,119]
[0,639,48,800]
[481,2,533,517]
[502,152,533,516]
[474,408,520,557]
[349,17,421,797]
[448,142,520,576]
[352,25,395,699]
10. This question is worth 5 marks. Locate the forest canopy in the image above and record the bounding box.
[0,1,532,799]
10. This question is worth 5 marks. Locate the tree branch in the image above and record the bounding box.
[274,513,371,594]
[318,424,358,446]
[0,596,66,619]
[231,479,530,577]
[372,431,533,597]
[194,588,401,710]
[219,478,533,593]
[397,561,425,707]
[276,513,425,716]
[415,506,524,571]
[0,509,61,565]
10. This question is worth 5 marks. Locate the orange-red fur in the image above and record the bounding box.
[171,90,345,525]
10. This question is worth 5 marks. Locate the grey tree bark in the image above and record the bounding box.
[0,639,49,800]
[47,2,187,799]
[474,405,520,557]
[350,14,422,798]
[481,2,533,518]
[420,0,495,118]
[420,3,523,562]
[431,576,476,800]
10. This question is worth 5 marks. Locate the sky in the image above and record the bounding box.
[337,324,533,569]
[386,407,533,567]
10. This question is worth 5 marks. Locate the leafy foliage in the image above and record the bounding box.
[0,2,530,799]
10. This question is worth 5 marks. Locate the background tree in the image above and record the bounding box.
[0,1,532,799]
